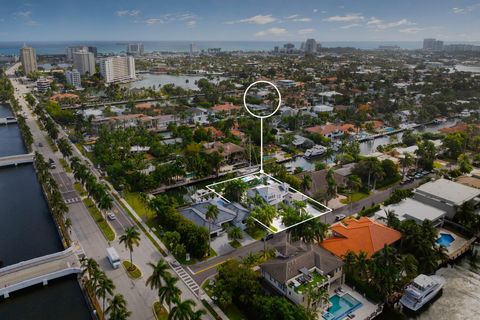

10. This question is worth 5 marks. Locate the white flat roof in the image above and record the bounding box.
[376,198,446,223]
[415,178,480,205]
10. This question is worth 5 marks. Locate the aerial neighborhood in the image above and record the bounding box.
[1,6,480,320]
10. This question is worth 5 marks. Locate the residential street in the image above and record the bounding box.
[6,63,210,320]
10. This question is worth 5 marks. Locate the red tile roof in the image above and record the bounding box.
[320,217,402,258]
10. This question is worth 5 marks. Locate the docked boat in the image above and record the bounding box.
[304,145,327,158]
[400,274,445,312]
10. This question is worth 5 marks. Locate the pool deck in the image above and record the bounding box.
[437,228,476,260]
[321,284,382,320]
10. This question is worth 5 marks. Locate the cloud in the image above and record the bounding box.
[225,14,276,25]
[399,27,423,34]
[313,9,318,13]
[366,17,382,25]
[187,20,197,27]
[284,14,311,22]
[340,23,361,29]
[255,27,287,37]
[116,10,140,17]
[145,18,163,25]
[452,3,480,14]
[298,28,315,35]
[14,10,39,26]
[324,13,364,22]
[370,19,416,30]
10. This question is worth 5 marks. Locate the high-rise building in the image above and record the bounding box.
[66,46,97,61]
[20,44,37,75]
[127,43,144,56]
[433,40,444,51]
[65,69,82,89]
[73,50,96,76]
[305,39,317,55]
[423,38,435,50]
[99,56,136,83]
[189,43,198,55]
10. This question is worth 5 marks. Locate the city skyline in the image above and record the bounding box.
[1,0,479,42]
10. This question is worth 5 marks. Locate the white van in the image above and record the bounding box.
[106,247,120,269]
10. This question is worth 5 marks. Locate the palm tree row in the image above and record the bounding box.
[80,257,131,320]
[70,156,113,213]
[146,260,205,320]
[33,152,71,245]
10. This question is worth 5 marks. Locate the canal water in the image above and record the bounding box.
[0,275,92,320]
[122,73,228,90]
[0,103,92,319]
[0,104,26,157]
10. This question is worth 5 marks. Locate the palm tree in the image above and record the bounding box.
[205,204,219,252]
[326,169,337,205]
[355,251,369,280]
[96,273,116,311]
[146,260,171,304]
[98,193,113,212]
[190,309,206,320]
[346,175,362,214]
[81,257,99,281]
[227,226,243,244]
[301,174,312,193]
[399,152,413,180]
[342,251,357,276]
[159,274,181,312]
[106,294,131,320]
[168,298,196,320]
[119,227,141,269]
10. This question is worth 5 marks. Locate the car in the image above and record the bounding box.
[38,142,43,147]
[107,213,116,220]
[335,214,346,221]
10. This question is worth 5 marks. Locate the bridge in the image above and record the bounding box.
[0,246,82,298]
[0,153,34,167]
[0,117,17,125]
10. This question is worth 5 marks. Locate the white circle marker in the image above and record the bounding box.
[243,81,282,173]
[243,80,282,119]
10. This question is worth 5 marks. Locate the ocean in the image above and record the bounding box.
[0,40,429,55]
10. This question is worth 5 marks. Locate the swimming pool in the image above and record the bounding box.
[323,293,363,320]
[436,233,455,247]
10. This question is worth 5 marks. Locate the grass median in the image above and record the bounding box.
[122,261,142,279]
[84,197,115,241]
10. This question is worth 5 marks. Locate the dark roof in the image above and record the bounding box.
[261,240,343,284]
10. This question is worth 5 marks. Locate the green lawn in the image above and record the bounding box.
[122,261,142,279]
[433,161,444,169]
[229,240,242,248]
[46,136,58,152]
[59,158,72,173]
[340,192,370,204]
[84,197,115,241]
[124,192,155,221]
[74,182,87,197]
[153,302,168,320]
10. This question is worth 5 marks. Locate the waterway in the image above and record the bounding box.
[122,73,228,90]
[0,104,26,157]
[0,103,92,318]
[0,275,93,320]
[378,250,480,320]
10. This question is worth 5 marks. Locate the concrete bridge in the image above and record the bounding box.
[0,246,82,298]
[0,153,34,167]
[0,117,17,125]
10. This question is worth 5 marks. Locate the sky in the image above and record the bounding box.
[0,0,479,42]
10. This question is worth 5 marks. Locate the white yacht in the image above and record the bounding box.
[400,274,445,312]
[304,145,327,158]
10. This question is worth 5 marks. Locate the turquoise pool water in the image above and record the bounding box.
[437,233,455,247]
[323,293,362,320]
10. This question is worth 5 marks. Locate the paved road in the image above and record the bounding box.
[7,63,210,320]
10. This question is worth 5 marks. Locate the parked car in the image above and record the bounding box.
[335,214,346,221]
[107,212,116,220]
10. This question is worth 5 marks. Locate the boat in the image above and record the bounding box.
[400,274,445,312]
[304,145,327,158]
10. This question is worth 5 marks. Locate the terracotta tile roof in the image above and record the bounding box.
[439,122,480,134]
[320,217,402,259]
[135,102,152,109]
[304,123,356,136]
[204,126,224,138]
[50,93,79,101]
[211,103,241,112]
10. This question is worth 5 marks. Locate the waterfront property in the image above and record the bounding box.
[375,198,446,227]
[321,217,402,258]
[413,178,480,218]
[260,239,344,309]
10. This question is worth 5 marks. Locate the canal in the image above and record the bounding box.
[0,103,93,319]
[0,103,26,157]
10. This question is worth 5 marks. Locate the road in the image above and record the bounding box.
[6,63,210,320]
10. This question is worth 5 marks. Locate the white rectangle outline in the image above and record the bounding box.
[205,171,332,234]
